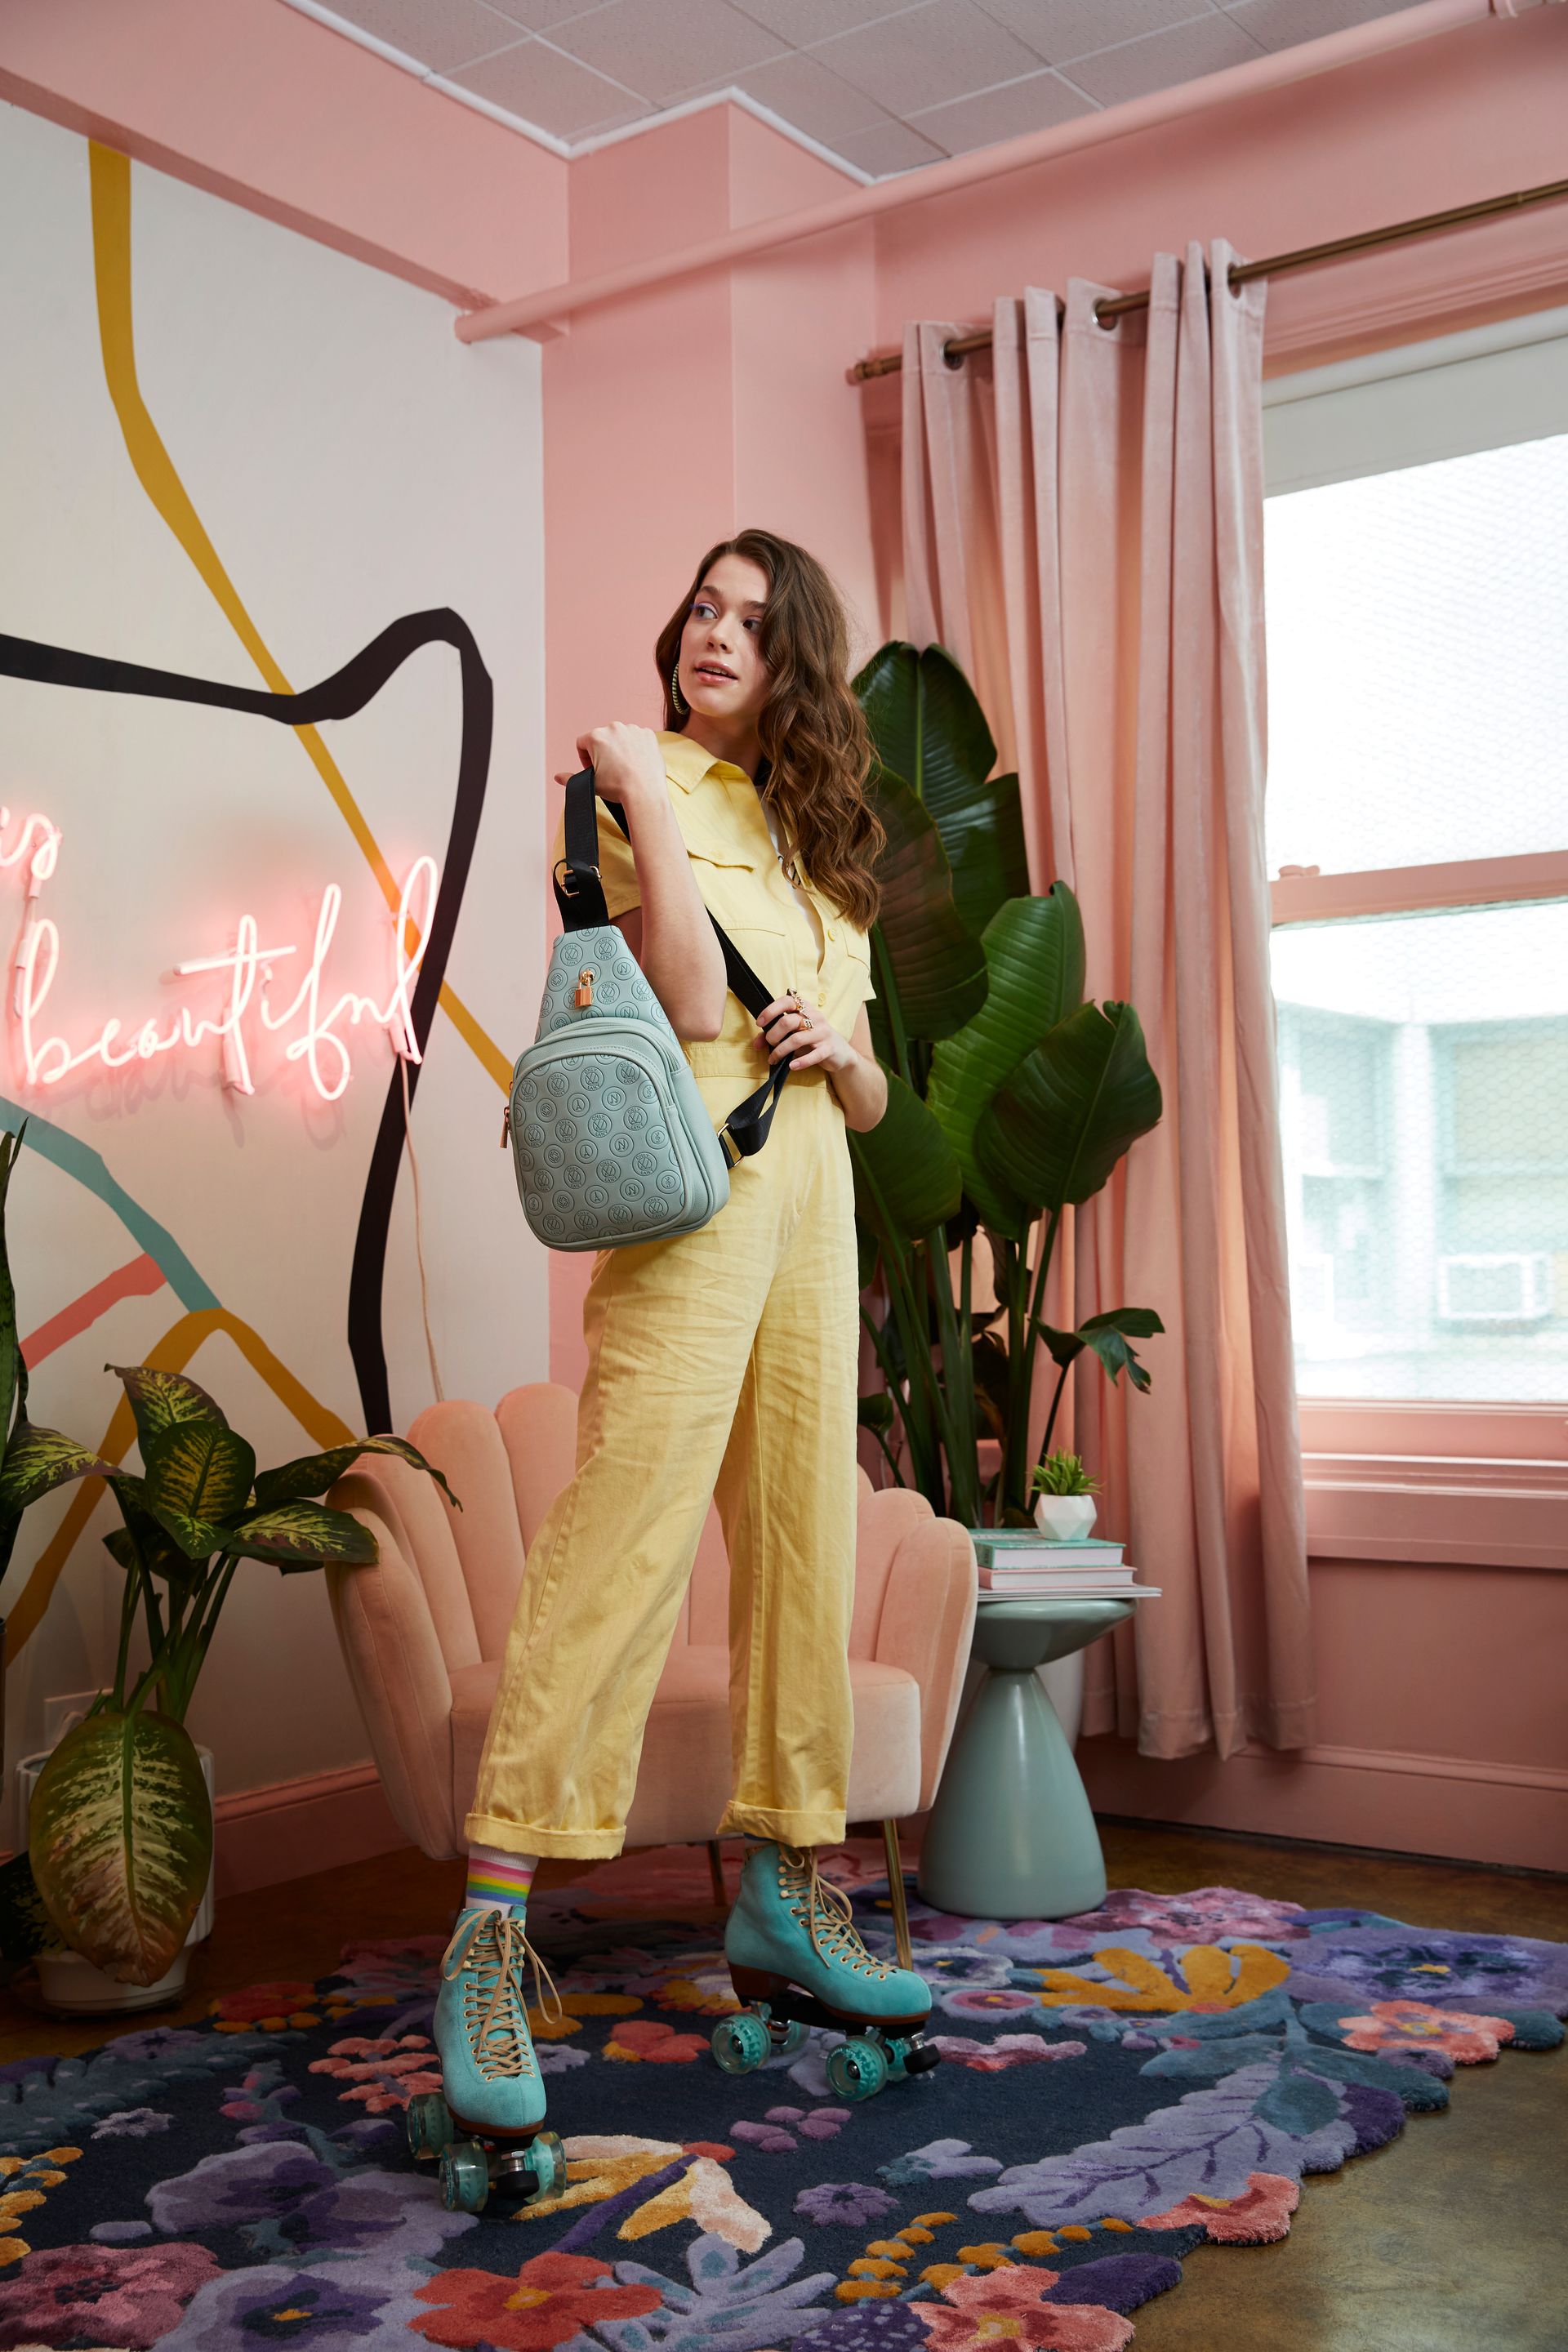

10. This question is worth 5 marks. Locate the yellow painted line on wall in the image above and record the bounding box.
[87,144,509,1094]
[7,1307,357,1656]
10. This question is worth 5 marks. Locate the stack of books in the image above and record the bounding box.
[971,1529,1157,1598]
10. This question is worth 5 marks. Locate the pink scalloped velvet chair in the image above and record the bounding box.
[325,1383,976,1958]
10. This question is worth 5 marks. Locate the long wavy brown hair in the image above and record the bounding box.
[654,529,884,930]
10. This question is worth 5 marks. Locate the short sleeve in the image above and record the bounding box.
[844,924,876,1009]
[550,795,640,920]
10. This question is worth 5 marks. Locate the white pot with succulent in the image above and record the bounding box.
[1031,1449,1099,1542]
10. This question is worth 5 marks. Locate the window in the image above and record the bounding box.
[1262,310,1568,1565]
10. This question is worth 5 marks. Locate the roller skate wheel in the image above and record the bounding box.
[770,2018,808,2057]
[826,2037,890,2102]
[711,2011,771,2074]
[406,2091,453,2161]
[440,2140,492,2214]
[528,2129,568,2201]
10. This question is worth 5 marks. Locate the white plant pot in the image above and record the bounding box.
[1032,1493,1098,1542]
[16,1742,215,2017]
[35,1944,192,2014]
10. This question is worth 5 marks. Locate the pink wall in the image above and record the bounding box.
[1080,1561,1568,1873]
[543,105,879,1383]
[0,0,567,306]
[6,0,1564,1871]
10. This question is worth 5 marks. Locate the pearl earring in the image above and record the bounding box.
[670,660,687,715]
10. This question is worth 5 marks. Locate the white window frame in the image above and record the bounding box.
[1263,306,1568,1570]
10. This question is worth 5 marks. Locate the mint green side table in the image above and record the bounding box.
[917,1595,1135,1922]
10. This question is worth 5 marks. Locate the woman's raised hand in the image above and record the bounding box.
[554,723,668,810]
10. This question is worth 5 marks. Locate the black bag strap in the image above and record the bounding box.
[551,765,790,1166]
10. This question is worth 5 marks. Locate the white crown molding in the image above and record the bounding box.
[277,0,872,185]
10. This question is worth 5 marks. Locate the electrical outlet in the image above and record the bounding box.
[42,1691,100,1750]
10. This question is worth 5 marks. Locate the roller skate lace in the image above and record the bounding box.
[441,1908,564,2082]
[777,1846,897,1980]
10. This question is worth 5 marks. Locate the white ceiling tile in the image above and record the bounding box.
[481,1,632,24]
[832,115,951,173]
[1223,0,1421,52]
[677,47,894,136]
[732,0,917,40]
[812,0,1044,114]
[319,0,537,70]
[1062,7,1263,102]
[448,34,646,130]
[911,65,1096,152]
[546,0,786,104]
[977,0,1220,66]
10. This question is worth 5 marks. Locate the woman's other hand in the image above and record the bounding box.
[555,723,668,812]
[759,996,888,1132]
[757,991,852,1076]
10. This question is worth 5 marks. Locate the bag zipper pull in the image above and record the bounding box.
[575,965,596,1008]
[501,1102,512,1149]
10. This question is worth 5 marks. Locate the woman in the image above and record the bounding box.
[433,531,933,2168]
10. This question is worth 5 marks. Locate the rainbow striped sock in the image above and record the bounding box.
[465,1844,537,1914]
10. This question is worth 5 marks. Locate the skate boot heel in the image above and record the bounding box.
[718,1842,938,2102]
[429,1904,568,2212]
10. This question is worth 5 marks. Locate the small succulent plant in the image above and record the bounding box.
[1031,1449,1100,1499]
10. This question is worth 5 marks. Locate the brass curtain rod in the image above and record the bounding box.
[850,174,1568,381]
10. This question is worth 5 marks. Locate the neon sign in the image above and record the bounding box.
[2,804,439,1105]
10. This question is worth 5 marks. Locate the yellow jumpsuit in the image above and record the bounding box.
[466,729,877,1860]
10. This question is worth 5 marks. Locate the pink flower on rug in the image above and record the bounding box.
[920,2266,1133,2350]
[308,2032,443,2110]
[603,2018,708,2063]
[0,2241,221,2348]
[1335,1999,1517,2062]
[1144,2170,1300,2242]
[1067,1887,1306,1942]
[930,2035,1088,2073]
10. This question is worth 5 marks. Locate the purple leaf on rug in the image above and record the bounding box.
[969,2062,1371,2228]
[1045,2251,1185,2312]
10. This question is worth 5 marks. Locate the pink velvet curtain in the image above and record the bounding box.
[901,246,1314,1759]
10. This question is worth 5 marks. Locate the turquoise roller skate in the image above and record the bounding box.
[713,1842,938,2102]
[408,1907,568,2215]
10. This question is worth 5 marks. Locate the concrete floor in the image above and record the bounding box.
[1,1821,1563,2350]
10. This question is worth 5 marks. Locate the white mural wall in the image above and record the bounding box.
[0,102,546,1833]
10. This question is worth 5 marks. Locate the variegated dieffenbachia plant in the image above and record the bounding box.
[0,1126,459,1986]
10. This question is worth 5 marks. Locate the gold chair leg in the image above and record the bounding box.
[882,1819,914,1971]
[706,1838,728,1908]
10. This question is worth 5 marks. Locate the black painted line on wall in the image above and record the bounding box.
[0,612,495,1432]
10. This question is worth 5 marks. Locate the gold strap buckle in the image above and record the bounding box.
[718,1125,742,1169]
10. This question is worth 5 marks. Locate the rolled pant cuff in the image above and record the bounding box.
[715,1802,847,1848]
[463,1813,625,1861]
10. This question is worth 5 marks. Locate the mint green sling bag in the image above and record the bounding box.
[503,767,791,1251]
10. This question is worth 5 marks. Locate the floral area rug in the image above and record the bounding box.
[0,1856,1562,2352]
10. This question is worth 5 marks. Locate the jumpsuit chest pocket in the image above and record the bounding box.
[685,844,790,1058]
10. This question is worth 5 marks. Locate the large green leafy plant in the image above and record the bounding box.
[849,643,1165,1526]
[0,1132,456,1985]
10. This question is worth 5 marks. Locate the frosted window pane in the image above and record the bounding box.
[1263,434,1568,876]
[1272,902,1568,1401]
